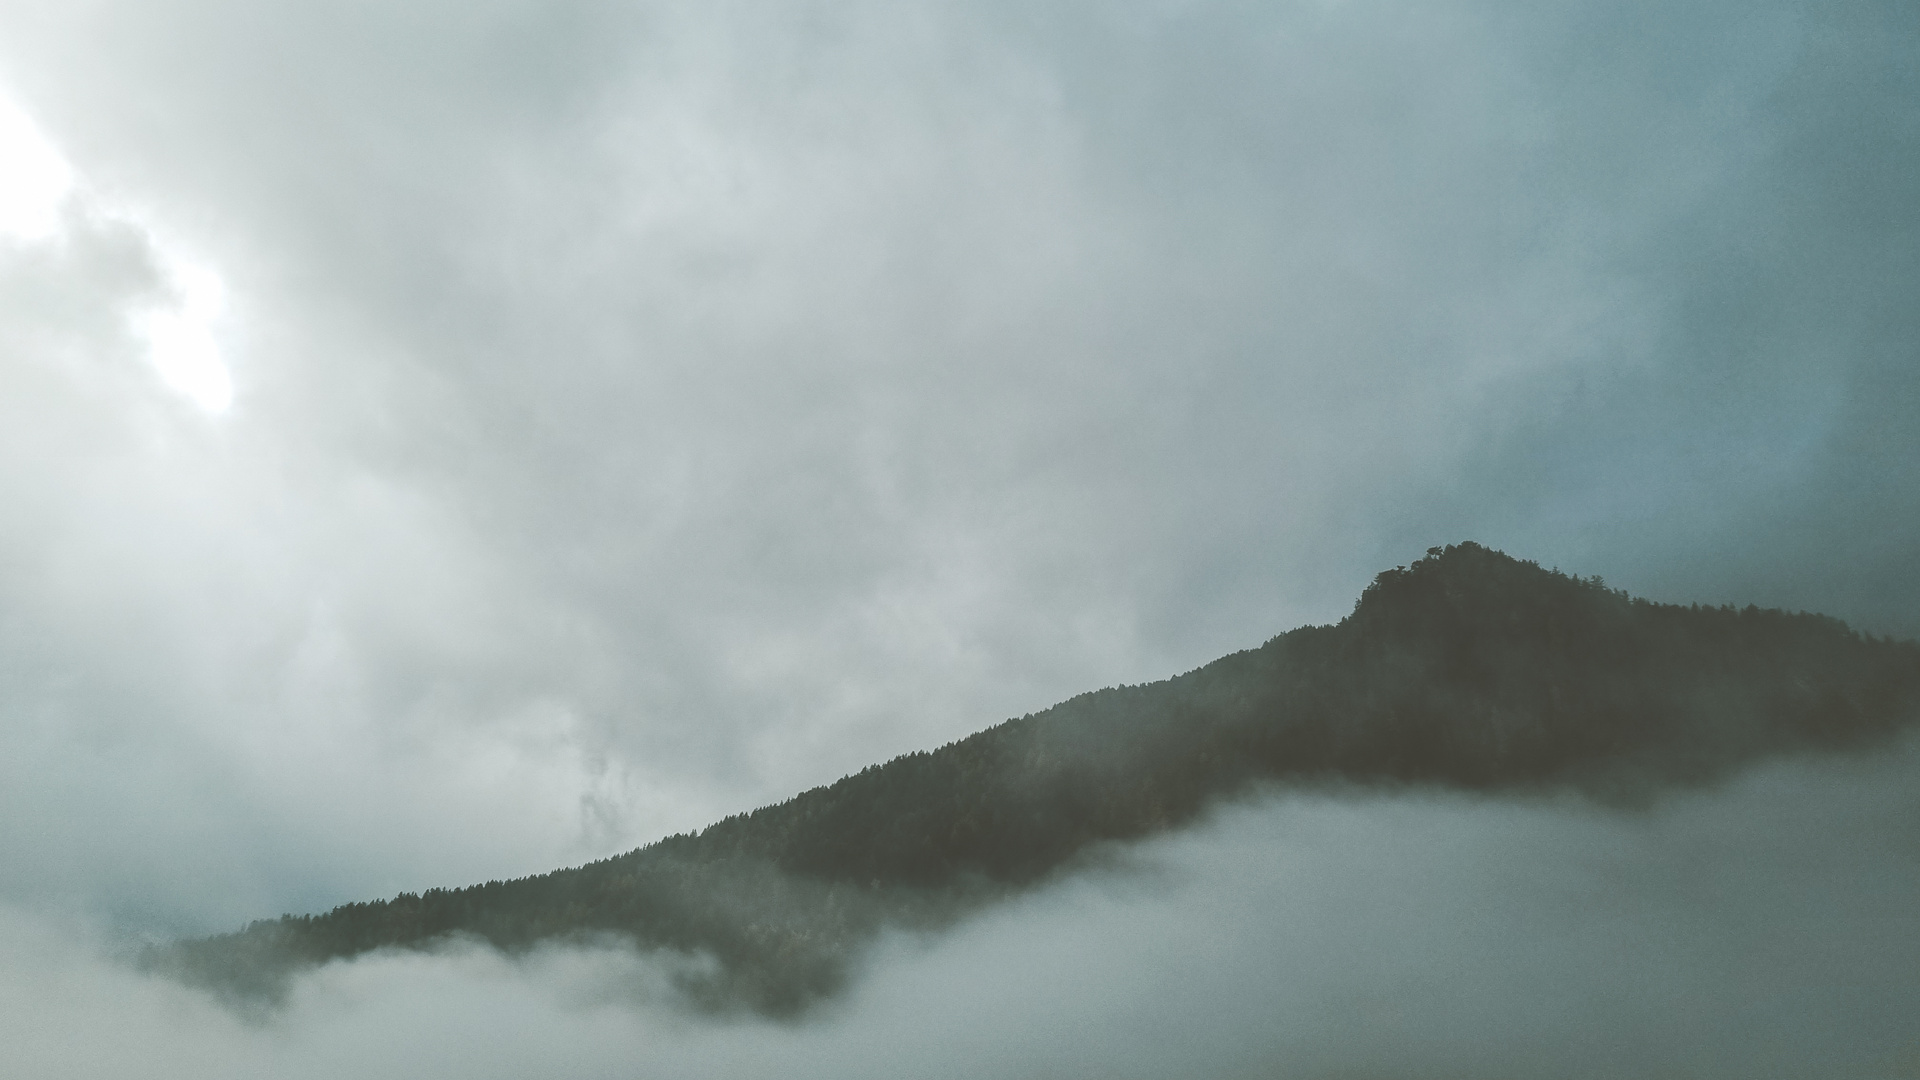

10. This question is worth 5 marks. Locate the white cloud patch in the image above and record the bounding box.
[0,91,71,241]
[132,256,233,412]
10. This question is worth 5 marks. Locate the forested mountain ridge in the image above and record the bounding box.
[150,543,1920,1014]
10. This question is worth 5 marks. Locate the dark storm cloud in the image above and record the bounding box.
[1412,2,1920,634]
[0,0,1914,1030]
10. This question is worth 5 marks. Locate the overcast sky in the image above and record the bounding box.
[0,0,1917,1070]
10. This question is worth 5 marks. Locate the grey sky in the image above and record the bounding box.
[0,0,1916,1067]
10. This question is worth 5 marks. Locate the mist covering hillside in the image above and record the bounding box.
[151,543,1920,1013]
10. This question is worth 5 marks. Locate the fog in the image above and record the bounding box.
[0,0,1916,1068]
[8,744,1920,1078]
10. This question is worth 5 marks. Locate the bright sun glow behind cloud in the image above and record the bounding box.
[136,259,235,413]
[1,88,235,414]
[0,93,73,241]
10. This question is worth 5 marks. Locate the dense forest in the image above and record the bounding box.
[149,543,1920,1014]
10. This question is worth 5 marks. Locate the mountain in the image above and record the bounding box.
[148,543,1920,1014]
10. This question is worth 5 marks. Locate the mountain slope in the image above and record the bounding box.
[150,543,1920,1013]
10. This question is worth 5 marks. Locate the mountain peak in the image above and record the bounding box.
[151,548,1920,1016]
[1351,541,1604,621]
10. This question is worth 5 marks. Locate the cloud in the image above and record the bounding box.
[0,0,1914,1007]
[0,91,72,240]
[8,742,1920,1078]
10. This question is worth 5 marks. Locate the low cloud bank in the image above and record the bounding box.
[11,742,1919,1079]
